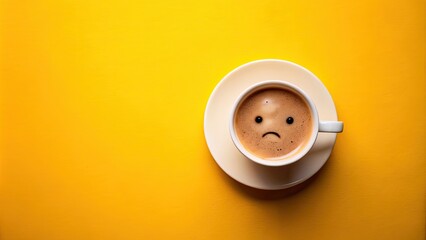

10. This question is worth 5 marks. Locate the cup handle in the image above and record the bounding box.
[319,121,343,133]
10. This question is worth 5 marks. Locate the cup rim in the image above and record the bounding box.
[229,80,320,167]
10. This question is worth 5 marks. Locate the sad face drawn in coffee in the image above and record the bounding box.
[234,88,313,159]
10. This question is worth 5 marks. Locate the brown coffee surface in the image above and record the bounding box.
[235,88,313,159]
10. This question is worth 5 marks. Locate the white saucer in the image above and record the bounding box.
[204,59,339,190]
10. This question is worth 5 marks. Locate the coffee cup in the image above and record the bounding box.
[229,80,343,167]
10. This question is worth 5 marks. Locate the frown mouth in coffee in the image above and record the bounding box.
[262,132,281,138]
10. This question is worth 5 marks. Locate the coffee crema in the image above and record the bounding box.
[234,88,313,159]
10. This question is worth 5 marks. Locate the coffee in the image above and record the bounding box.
[234,87,313,159]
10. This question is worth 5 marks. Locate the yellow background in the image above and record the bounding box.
[1,0,424,239]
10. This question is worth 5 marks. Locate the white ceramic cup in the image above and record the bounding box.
[229,80,343,167]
